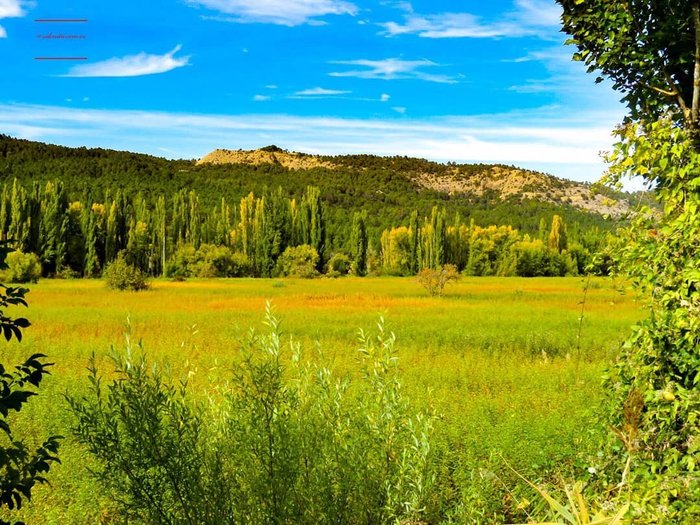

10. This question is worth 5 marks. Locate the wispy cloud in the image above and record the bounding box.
[253,94,271,101]
[505,45,608,98]
[292,87,352,97]
[0,0,26,38]
[380,93,391,102]
[63,46,190,78]
[330,58,459,83]
[186,0,357,26]
[381,0,561,39]
[0,103,625,183]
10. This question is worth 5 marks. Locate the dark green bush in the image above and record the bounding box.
[103,253,149,291]
[326,253,351,277]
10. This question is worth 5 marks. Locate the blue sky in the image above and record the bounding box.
[0,0,627,183]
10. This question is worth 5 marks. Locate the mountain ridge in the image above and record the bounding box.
[197,145,631,218]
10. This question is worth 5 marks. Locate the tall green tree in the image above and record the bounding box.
[547,214,567,253]
[559,0,699,131]
[558,1,700,521]
[350,211,368,276]
[300,186,325,270]
[39,181,69,275]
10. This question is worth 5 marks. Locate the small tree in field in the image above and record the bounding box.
[417,264,460,297]
[103,252,149,291]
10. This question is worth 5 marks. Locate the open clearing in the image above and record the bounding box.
[2,276,643,523]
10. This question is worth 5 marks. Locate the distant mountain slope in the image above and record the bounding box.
[198,147,335,171]
[198,146,632,218]
[0,135,634,237]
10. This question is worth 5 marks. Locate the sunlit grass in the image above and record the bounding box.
[1,276,643,524]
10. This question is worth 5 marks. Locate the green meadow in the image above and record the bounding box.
[2,276,643,523]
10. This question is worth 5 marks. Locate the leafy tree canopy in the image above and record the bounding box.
[560,0,699,130]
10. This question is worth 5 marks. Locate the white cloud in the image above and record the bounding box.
[0,103,626,184]
[330,58,459,83]
[64,46,190,78]
[380,93,390,102]
[381,0,561,39]
[292,87,351,97]
[265,84,278,89]
[0,0,24,18]
[253,94,271,101]
[392,106,406,114]
[0,0,26,38]
[186,0,357,26]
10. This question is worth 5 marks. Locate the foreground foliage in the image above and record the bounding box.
[0,242,60,525]
[558,1,700,522]
[67,306,435,524]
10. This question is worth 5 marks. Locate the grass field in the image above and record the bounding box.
[1,276,643,523]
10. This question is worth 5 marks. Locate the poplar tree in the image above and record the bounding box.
[547,214,567,253]
[301,186,325,268]
[350,211,368,276]
[408,210,419,273]
[39,181,69,274]
[82,204,101,277]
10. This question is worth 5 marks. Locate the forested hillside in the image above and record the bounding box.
[0,135,627,279]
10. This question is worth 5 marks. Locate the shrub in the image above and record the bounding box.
[3,251,41,283]
[164,245,196,280]
[103,253,149,291]
[276,244,319,278]
[67,307,435,525]
[417,264,460,297]
[165,244,251,279]
[326,253,351,277]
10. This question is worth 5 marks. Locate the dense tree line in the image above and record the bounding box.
[379,208,604,277]
[0,177,609,278]
[0,135,624,252]
[0,179,333,278]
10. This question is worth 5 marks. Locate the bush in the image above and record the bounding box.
[2,251,41,283]
[276,245,319,278]
[417,264,460,297]
[326,253,351,277]
[67,307,435,525]
[103,253,149,291]
[165,244,251,279]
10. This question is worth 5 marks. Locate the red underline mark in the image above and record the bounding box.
[34,19,89,23]
[34,57,88,60]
